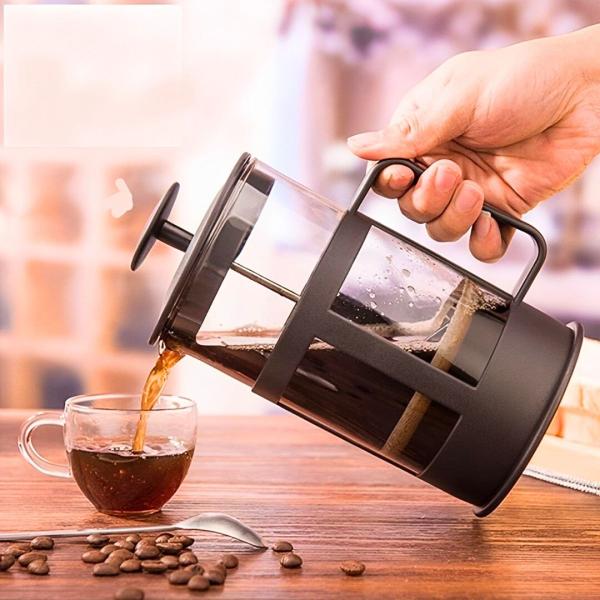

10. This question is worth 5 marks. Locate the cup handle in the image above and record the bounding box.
[17,412,71,479]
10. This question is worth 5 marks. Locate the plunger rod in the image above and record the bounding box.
[157,221,194,252]
[231,262,300,303]
[154,214,299,304]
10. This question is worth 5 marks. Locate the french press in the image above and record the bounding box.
[131,153,582,516]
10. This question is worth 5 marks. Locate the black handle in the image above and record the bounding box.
[349,158,547,304]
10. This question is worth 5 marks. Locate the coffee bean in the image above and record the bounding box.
[87,534,110,547]
[141,560,168,574]
[135,541,155,553]
[114,540,135,552]
[154,533,173,543]
[93,562,120,576]
[178,552,197,567]
[272,540,293,553]
[6,544,30,557]
[18,552,47,567]
[114,588,144,600]
[107,549,134,565]
[205,567,226,585]
[100,544,120,555]
[187,575,210,591]
[139,536,157,545]
[0,554,15,571]
[156,542,183,555]
[168,569,193,585]
[210,562,227,576]
[160,555,179,569]
[218,553,238,569]
[280,552,303,569]
[120,559,142,573]
[30,536,54,550]
[134,545,160,560]
[340,560,366,576]
[184,563,205,575]
[27,559,49,575]
[170,535,194,548]
[125,534,141,545]
[82,550,106,564]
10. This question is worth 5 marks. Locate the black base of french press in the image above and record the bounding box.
[474,321,583,517]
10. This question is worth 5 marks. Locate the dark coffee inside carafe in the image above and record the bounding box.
[183,284,508,475]
[187,336,444,473]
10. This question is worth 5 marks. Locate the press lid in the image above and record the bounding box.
[131,152,275,344]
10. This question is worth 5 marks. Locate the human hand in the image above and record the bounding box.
[348,25,600,261]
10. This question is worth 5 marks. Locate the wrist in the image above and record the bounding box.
[575,25,600,154]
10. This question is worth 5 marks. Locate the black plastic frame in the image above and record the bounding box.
[253,195,476,414]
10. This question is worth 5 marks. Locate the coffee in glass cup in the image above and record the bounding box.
[18,394,197,516]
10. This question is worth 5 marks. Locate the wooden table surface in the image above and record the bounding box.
[0,409,598,599]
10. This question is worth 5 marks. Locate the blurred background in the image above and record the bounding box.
[0,0,599,413]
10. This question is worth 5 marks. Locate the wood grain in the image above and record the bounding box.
[0,409,598,599]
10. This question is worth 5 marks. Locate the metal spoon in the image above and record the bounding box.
[0,512,267,549]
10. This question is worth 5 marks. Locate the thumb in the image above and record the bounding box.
[347,107,467,161]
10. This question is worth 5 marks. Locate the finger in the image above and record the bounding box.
[347,98,469,160]
[397,160,462,224]
[426,180,484,242]
[372,164,416,198]
[469,212,514,262]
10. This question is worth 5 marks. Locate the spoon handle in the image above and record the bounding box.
[0,524,177,541]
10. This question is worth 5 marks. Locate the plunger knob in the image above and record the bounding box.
[130,182,194,271]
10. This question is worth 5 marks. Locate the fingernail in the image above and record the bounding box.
[435,165,459,193]
[455,183,482,213]
[347,130,383,149]
[388,167,411,191]
[474,211,492,238]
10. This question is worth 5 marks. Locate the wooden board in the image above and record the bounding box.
[0,410,599,599]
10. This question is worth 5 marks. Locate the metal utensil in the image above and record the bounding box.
[0,512,267,549]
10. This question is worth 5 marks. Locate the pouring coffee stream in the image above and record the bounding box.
[132,347,183,452]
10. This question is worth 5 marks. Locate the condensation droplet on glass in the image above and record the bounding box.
[369,292,375,299]
[435,297,441,304]
[385,254,393,263]
[408,301,414,308]
[399,287,405,295]
[407,286,415,294]
[402,268,410,277]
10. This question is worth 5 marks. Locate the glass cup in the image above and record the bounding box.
[18,394,197,516]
